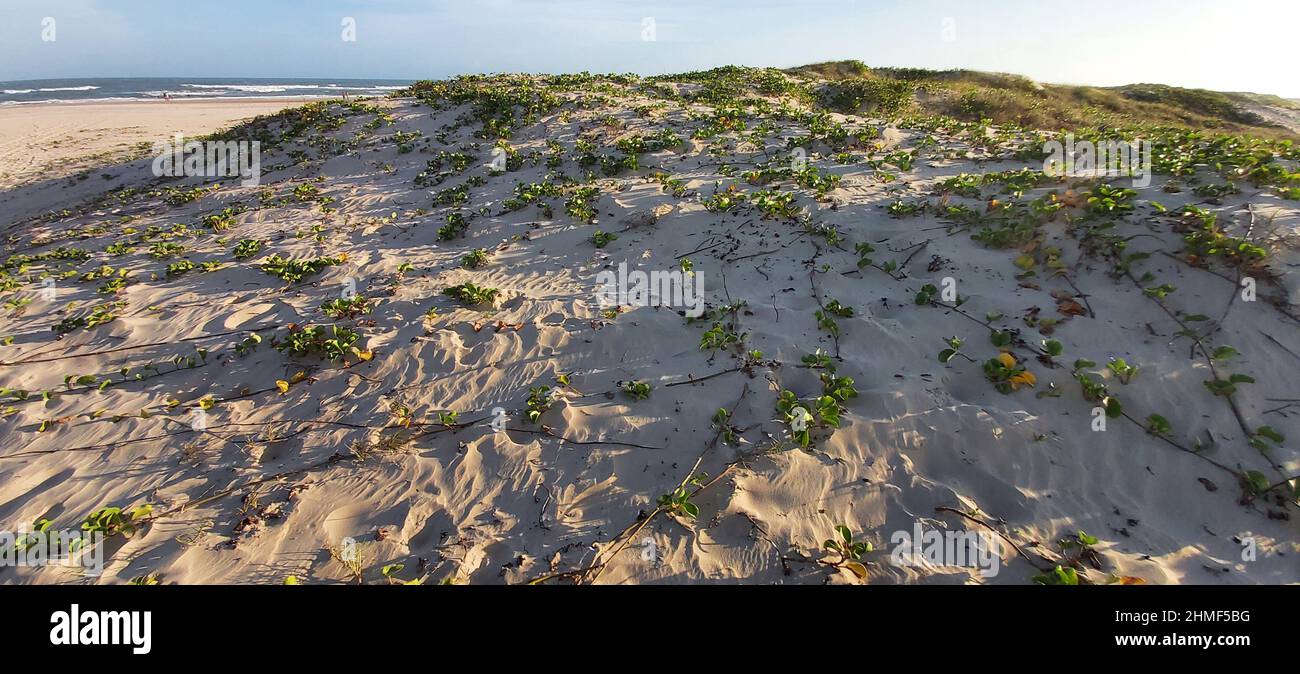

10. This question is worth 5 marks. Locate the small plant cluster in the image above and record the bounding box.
[565,186,600,223]
[938,168,1057,199]
[815,298,853,338]
[1074,360,1123,418]
[260,254,344,283]
[525,385,552,423]
[1032,531,1101,585]
[81,504,153,539]
[460,248,490,269]
[703,184,746,213]
[321,295,372,319]
[443,282,500,306]
[775,365,858,447]
[275,324,366,362]
[53,304,119,336]
[622,380,652,401]
[887,200,925,217]
[232,238,263,259]
[750,190,800,219]
[823,525,871,579]
[438,211,469,240]
[982,351,1037,394]
[657,473,705,520]
[1178,206,1268,269]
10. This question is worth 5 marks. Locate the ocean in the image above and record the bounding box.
[0,77,415,105]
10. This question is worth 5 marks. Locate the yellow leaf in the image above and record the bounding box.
[289,370,307,384]
[996,352,1016,369]
[844,561,868,580]
[1009,371,1037,387]
[355,349,373,361]
[276,380,290,394]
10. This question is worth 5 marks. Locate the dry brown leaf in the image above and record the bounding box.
[1057,300,1087,316]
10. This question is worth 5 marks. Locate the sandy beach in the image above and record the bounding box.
[0,73,1295,587]
[0,98,316,191]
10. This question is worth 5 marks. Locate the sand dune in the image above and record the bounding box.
[0,73,1296,585]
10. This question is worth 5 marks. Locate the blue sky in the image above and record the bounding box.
[2,0,1297,97]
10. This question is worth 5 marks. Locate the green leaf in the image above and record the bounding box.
[843,561,868,579]
[1033,565,1079,586]
[1211,346,1239,360]
[1244,470,1271,495]
[1255,426,1284,443]
[1146,414,1171,434]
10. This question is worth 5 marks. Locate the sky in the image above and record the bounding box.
[2,0,1297,97]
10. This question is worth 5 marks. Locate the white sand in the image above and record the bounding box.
[0,88,1296,585]
[0,99,317,223]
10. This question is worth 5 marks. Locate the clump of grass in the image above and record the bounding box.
[818,77,915,116]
